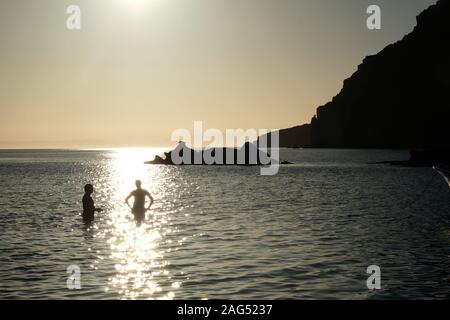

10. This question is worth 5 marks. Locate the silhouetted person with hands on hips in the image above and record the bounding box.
[125,180,154,222]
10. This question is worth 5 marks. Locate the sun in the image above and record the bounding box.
[116,0,164,19]
[128,0,147,10]
[119,0,152,12]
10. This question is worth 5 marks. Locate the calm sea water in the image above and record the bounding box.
[0,149,449,300]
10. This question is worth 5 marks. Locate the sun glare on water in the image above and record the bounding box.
[96,147,182,299]
[112,148,162,183]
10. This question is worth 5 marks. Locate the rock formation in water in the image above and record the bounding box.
[272,0,450,149]
[145,141,293,165]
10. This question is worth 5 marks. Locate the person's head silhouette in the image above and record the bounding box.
[135,180,142,189]
[84,184,94,194]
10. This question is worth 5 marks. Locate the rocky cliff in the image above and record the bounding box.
[258,124,310,148]
[280,0,450,148]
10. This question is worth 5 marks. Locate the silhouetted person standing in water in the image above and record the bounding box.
[82,184,103,223]
[125,180,154,222]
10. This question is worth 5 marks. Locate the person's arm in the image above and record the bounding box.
[90,197,103,212]
[125,192,133,209]
[85,196,102,213]
[146,191,154,211]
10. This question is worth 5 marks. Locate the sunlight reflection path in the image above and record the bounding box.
[101,148,182,299]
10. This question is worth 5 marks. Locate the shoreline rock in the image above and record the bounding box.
[376,148,450,167]
[145,142,293,166]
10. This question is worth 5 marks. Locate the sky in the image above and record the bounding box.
[0,0,437,148]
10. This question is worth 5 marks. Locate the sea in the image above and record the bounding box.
[0,148,449,299]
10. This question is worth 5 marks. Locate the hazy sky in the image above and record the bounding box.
[0,0,436,148]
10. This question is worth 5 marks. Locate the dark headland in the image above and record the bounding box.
[259,0,450,151]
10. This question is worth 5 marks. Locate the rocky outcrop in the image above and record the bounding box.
[377,148,450,167]
[145,141,293,165]
[276,0,450,149]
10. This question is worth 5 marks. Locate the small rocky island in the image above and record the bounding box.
[145,141,293,166]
